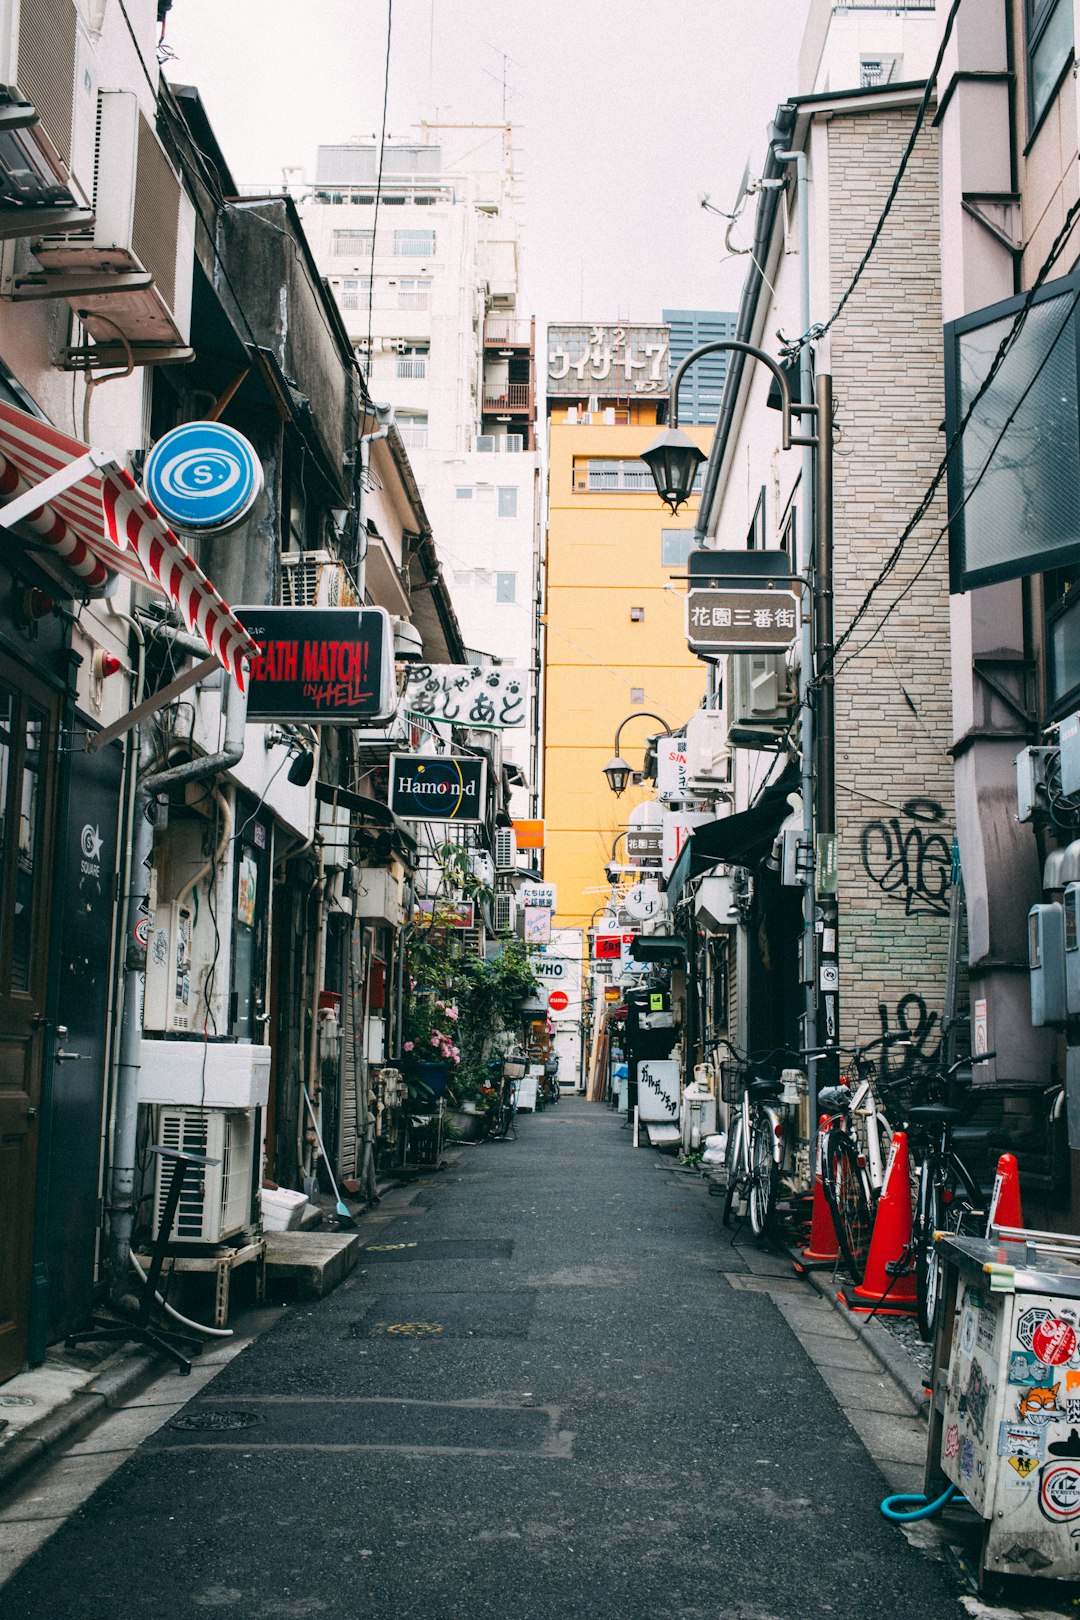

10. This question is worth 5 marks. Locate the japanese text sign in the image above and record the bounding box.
[401,664,528,727]
[685,589,799,653]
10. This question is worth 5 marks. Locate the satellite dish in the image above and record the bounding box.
[732,154,751,217]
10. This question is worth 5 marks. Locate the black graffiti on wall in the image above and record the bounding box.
[877,992,942,1076]
[860,799,952,916]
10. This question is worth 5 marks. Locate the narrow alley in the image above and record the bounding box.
[1,1100,964,1620]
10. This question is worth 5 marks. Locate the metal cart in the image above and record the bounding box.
[925,1227,1080,1584]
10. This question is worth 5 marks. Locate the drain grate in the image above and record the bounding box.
[169,1409,264,1432]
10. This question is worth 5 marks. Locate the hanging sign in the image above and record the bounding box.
[521,882,556,911]
[238,606,396,724]
[623,882,662,922]
[400,665,528,726]
[413,898,475,929]
[145,421,263,532]
[524,906,551,945]
[389,753,487,823]
[513,819,546,849]
[626,828,663,866]
[686,589,799,653]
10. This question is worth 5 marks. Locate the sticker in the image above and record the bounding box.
[960,1305,978,1357]
[1032,1317,1078,1367]
[960,1359,991,1440]
[1007,1456,1040,1482]
[1016,1383,1064,1425]
[1039,1463,1080,1522]
[134,916,151,947]
[1017,1307,1057,1352]
[998,1422,1044,1461]
[977,1308,997,1354]
[944,1423,960,1458]
[1009,1350,1056,1386]
[960,1436,976,1479]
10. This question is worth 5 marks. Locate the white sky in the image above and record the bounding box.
[162,0,813,329]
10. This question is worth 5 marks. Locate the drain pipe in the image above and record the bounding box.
[105,667,248,1303]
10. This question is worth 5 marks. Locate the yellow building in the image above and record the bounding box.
[542,342,712,933]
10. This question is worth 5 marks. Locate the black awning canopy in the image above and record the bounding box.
[630,934,686,961]
[682,762,801,881]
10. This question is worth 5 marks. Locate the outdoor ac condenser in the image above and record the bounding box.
[494,828,517,872]
[152,1106,256,1245]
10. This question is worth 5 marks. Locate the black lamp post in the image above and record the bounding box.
[640,427,707,515]
[603,710,674,797]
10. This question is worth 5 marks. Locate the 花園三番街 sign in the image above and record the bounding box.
[686,589,799,654]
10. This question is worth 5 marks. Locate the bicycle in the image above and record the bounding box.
[718,1040,813,1239]
[482,1060,519,1142]
[816,1033,912,1283]
[906,1050,996,1341]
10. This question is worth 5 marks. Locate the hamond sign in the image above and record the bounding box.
[389,754,487,823]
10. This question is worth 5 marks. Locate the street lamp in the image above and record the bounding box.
[640,337,817,515]
[603,710,674,797]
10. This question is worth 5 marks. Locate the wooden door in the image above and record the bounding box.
[0,656,59,1383]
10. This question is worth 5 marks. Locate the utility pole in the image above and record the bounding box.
[813,373,838,1093]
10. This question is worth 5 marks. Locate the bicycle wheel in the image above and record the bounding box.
[722,1112,745,1227]
[748,1111,780,1237]
[914,1160,944,1342]
[823,1129,873,1283]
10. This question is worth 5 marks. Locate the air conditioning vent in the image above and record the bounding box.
[280,551,357,607]
[494,827,517,872]
[493,893,517,935]
[727,653,795,748]
[17,0,77,171]
[152,1106,255,1245]
[32,88,195,354]
[458,924,487,957]
[470,850,496,889]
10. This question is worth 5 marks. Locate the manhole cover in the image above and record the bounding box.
[169,1409,264,1432]
[350,1288,536,1340]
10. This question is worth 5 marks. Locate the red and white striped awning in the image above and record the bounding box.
[0,402,259,690]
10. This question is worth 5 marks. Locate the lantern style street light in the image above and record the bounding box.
[603,710,674,797]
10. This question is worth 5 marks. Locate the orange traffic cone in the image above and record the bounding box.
[843,1130,917,1316]
[986,1152,1024,1234]
[800,1118,840,1266]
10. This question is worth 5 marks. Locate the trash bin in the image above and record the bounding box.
[926,1229,1080,1583]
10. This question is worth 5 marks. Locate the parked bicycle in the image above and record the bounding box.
[718,1039,813,1238]
[481,1059,520,1142]
[906,1050,995,1341]
[816,1032,912,1283]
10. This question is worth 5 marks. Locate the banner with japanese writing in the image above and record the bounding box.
[401,665,528,727]
[685,589,799,654]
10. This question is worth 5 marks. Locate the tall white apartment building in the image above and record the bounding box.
[297,131,541,810]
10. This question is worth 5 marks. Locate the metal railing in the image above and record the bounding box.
[484,318,532,348]
[482,383,530,411]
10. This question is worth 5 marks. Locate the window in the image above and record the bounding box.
[394,229,436,257]
[455,486,473,500]
[661,529,696,568]
[341,277,371,310]
[1026,0,1074,134]
[859,56,899,88]
[396,344,429,379]
[395,411,428,448]
[497,486,518,518]
[495,572,516,602]
[397,278,431,309]
[574,457,698,493]
[332,229,374,257]
[1047,578,1080,714]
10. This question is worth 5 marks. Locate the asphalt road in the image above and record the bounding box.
[1,1096,963,1619]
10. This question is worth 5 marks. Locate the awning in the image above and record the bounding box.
[629,934,686,962]
[666,762,801,902]
[0,402,259,688]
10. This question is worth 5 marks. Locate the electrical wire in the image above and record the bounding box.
[793,0,963,353]
[366,0,394,368]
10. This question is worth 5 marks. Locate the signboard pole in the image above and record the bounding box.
[813,374,838,1100]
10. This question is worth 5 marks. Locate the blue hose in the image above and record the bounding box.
[880,1483,958,1522]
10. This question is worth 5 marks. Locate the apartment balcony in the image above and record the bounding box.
[482,382,531,413]
[484,317,532,350]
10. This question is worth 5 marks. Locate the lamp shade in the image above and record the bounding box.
[603,754,633,796]
[640,427,707,514]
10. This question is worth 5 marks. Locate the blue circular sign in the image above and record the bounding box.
[145,422,263,532]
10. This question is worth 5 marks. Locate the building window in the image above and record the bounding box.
[859,56,899,88]
[332,229,374,257]
[397,278,431,309]
[573,457,698,493]
[394,229,436,257]
[661,528,696,568]
[341,277,371,310]
[455,486,473,500]
[497,486,518,518]
[395,412,428,448]
[495,572,516,602]
[1026,0,1074,133]
[396,343,429,379]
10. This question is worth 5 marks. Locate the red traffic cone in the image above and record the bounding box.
[843,1130,917,1316]
[800,1118,839,1266]
[987,1152,1024,1234]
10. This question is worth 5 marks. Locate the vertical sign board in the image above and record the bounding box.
[662,811,712,876]
[389,754,488,823]
[636,1059,680,1125]
[238,606,397,723]
[534,928,584,1022]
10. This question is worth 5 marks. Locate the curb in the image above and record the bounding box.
[802,1264,931,1417]
[0,1346,161,1496]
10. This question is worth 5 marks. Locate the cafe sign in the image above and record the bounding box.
[239,606,396,723]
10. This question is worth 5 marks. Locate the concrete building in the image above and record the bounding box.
[297,131,542,814]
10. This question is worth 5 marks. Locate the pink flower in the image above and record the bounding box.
[404,1040,414,1052]
[446,1005,458,1021]
[430,1034,441,1048]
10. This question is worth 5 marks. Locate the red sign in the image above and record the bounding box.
[1033,1317,1078,1366]
[594,932,634,960]
[548,990,569,1012]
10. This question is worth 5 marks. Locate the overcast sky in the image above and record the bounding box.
[163,0,812,329]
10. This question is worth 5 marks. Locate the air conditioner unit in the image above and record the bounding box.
[493,893,517,934]
[353,865,404,926]
[137,1040,271,1108]
[152,1106,256,1245]
[494,827,517,872]
[280,552,357,607]
[470,850,496,888]
[684,708,733,791]
[728,653,795,746]
[32,89,195,353]
[476,434,495,452]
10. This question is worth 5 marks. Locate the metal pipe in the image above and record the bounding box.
[105,672,248,1302]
